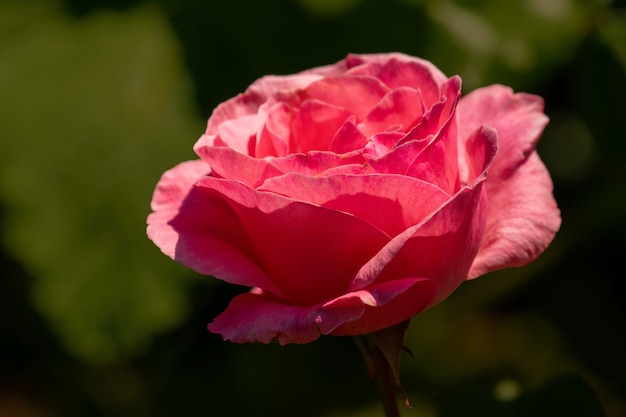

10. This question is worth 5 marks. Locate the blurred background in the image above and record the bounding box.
[1,0,625,415]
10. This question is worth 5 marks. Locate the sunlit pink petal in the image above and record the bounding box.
[303,75,389,122]
[457,84,549,180]
[469,152,560,277]
[328,116,368,154]
[259,173,450,237]
[193,146,282,188]
[360,87,425,136]
[266,150,366,177]
[289,99,353,153]
[344,53,449,105]
[255,102,291,157]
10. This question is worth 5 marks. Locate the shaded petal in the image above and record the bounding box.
[259,173,451,237]
[207,292,331,344]
[196,177,390,306]
[327,278,436,335]
[468,152,561,278]
[147,161,283,296]
[207,277,435,343]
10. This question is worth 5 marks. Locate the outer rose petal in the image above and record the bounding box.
[208,292,333,344]
[457,84,560,277]
[208,278,435,344]
[147,161,285,296]
[259,173,451,237]
[147,160,209,259]
[457,84,549,180]
[196,176,390,306]
[468,152,561,277]
[327,278,436,335]
[148,160,209,214]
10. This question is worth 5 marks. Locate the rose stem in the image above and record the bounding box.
[354,336,402,417]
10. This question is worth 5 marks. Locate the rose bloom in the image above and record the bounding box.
[148,53,560,344]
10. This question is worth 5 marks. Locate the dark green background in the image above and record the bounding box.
[1,0,625,415]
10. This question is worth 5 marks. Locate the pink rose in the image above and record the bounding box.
[147,53,560,344]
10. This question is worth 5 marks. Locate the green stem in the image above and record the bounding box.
[354,336,402,417]
[373,345,401,417]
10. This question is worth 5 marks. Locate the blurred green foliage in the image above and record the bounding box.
[1,0,625,416]
[0,0,203,362]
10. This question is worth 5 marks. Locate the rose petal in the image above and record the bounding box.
[206,73,323,135]
[344,53,449,106]
[363,131,408,159]
[303,75,390,122]
[255,102,291,157]
[290,99,353,153]
[196,177,390,306]
[148,160,208,214]
[247,73,323,100]
[360,87,426,136]
[457,84,549,180]
[214,114,264,155]
[364,133,431,178]
[147,161,285,296]
[327,277,436,335]
[259,173,451,237]
[468,151,561,278]
[328,116,368,154]
[207,277,435,343]
[193,146,283,188]
[206,93,266,135]
[207,292,332,344]
[456,85,560,277]
[397,76,461,146]
[267,150,366,177]
[350,125,497,295]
